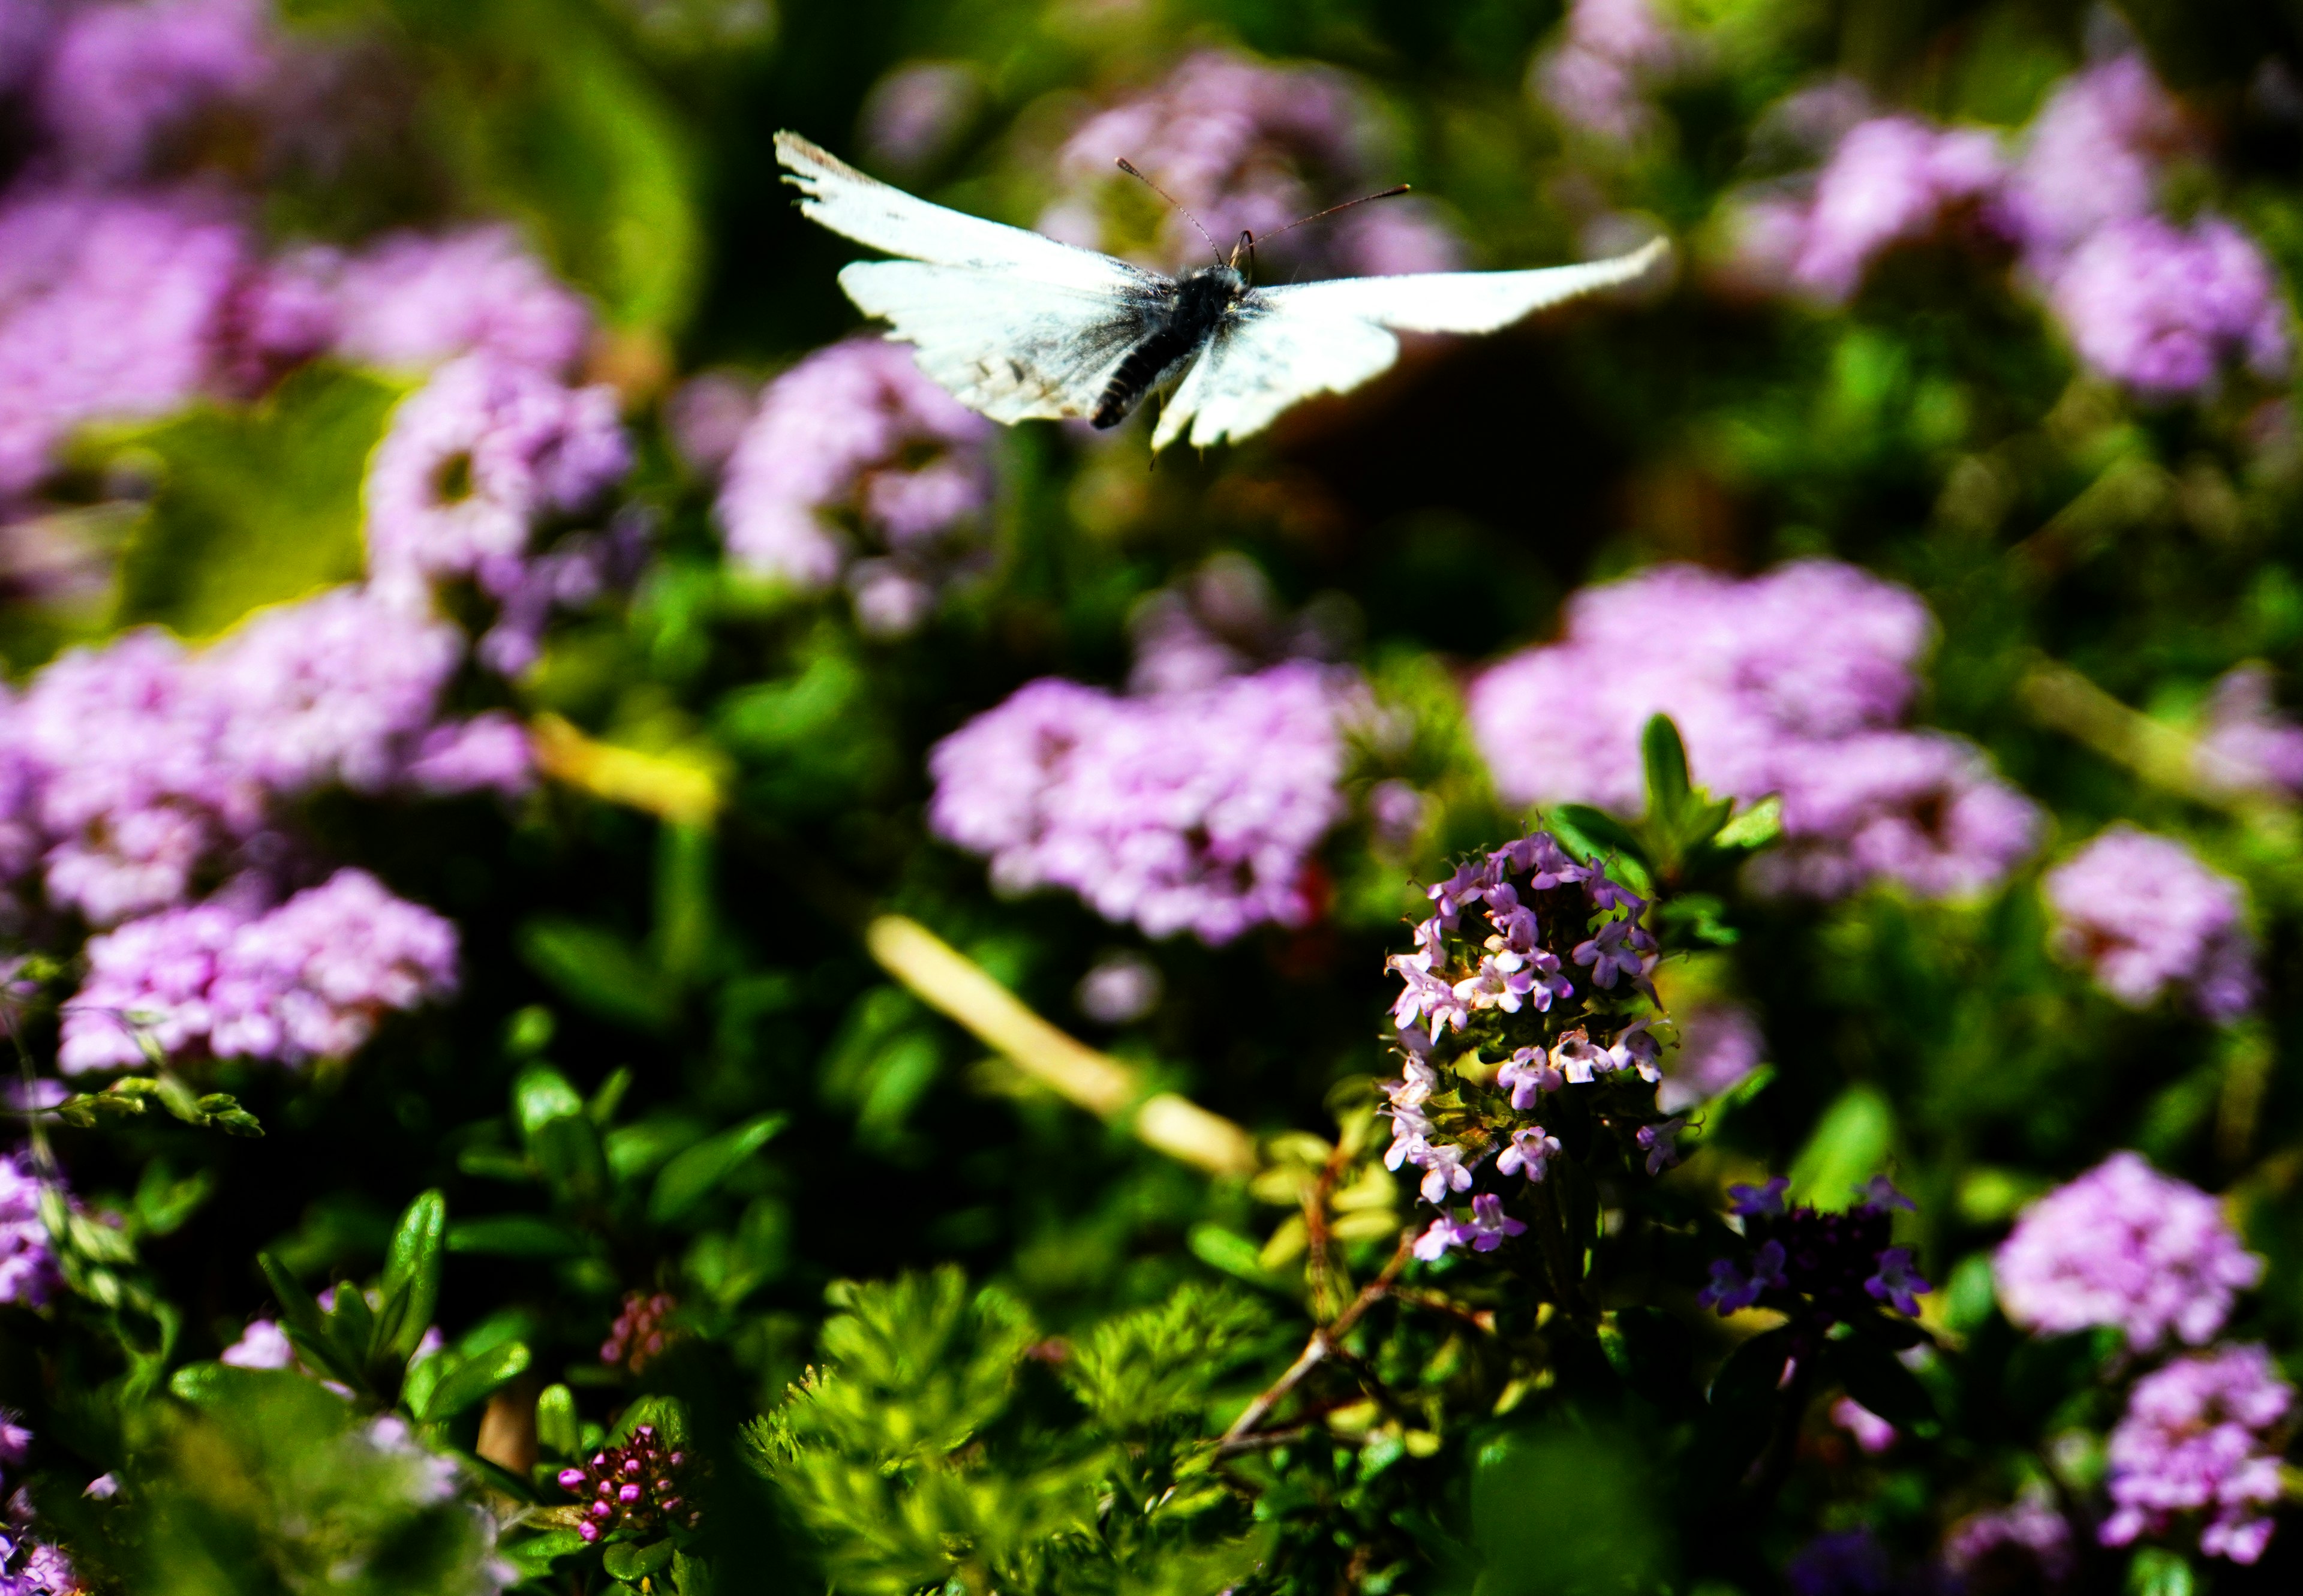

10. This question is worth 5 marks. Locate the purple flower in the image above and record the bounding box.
[2043,828,2258,1023]
[1863,1247,1929,1315]
[1728,1176,1788,1218]
[364,354,631,612]
[1496,1126,1561,1183]
[1994,1152,2264,1351]
[401,713,534,799]
[1551,1028,1608,1084]
[1634,1116,1686,1176]
[2101,1344,2292,1564]
[1425,862,1487,929]
[0,1150,61,1310]
[1531,0,1687,145]
[323,225,594,376]
[1415,1141,1475,1206]
[1658,1001,1764,1113]
[205,586,465,795]
[1496,1046,1561,1110]
[1571,915,1652,990]
[1787,116,2006,300]
[1463,1193,1526,1252]
[2045,214,2290,396]
[1854,1176,1915,1213]
[1698,1237,1787,1314]
[1074,952,1162,1026]
[2000,55,2189,267]
[1041,50,1461,282]
[1412,1212,1470,1261]
[219,1318,296,1370]
[1829,1396,1897,1456]
[0,187,249,494]
[717,338,993,635]
[2194,666,2303,798]
[859,61,981,170]
[59,868,458,1071]
[34,0,275,180]
[1943,1491,2073,1587]
[927,664,1351,944]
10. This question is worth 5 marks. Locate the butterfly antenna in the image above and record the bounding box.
[1255,184,1415,250]
[1116,158,1223,266]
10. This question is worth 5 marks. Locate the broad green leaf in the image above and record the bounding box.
[446,1216,590,1258]
[376,1191,447,1363]
[511,1063,585,1142]
[413,1339,532,1423]
[1640,714,1692,824]
[106,365,399,637]
[258,1254,364,1389]
[1549,804,1649,871]
[530,1113,609,1200]
[1711,795,1784,852]
[603,1538,675,1582]
[536,1383,581,1457]
[648,1112,787,1227]
[1788,1086,1896,1211]
[516,918,675,1032]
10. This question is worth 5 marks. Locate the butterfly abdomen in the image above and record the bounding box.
[1092,268,1240,429]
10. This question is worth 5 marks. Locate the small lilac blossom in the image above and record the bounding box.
[1552,1029,1607,1084]
[2194,666,2303,798]
[2101,1344,2292,1565]
[927,665,1351,944]
[2043,828,2257,1023]
[0,188,249,494]
[1788,116,2006,300]
[1572,916,1655,990]
[365,354,631,612]
[859,61,980,170]
[401,713,535,799]
[1698,1238,1787,1313]
[2046,214,2290,396]
[1366,780,1427,849]
[1864,1248,1929,1315]
[1044,51,1459,282]
[326,226,594,375]
[59,870,458,1071]
[0,1150,61,1310]
[1829,1396,1896,1456]
[1530,0,1686,145]
[205,587,465,795]
[1075,952,1162,1025]
[1634,1116,1686,1176]
[1943,1490,2073,1586]
[1658,1001,1764,1113]
[2001,55,2189,267]
[35,0,275,179]
[0,1411,29,1466]
[1416,1142,1475,1206]
[1729,1176,1788,1218]
[1496,1126,1561,1183]
[1854,1176,1915,1213]
[1412,1212,1471,1261]
[717,338,993,633]
[1463,1193,1526,1252]
[219,1318,296,1369]
[1496,1047,1560,1109]
[1994,1152,2263,1351]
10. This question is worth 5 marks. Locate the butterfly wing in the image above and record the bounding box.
[839,260,1153,423]
[1152,238,1669,450]
[777,131,1171,422]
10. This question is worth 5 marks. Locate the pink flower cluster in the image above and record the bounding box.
[715,338,994,637]
[2193,666,2303,799]
[1994,1152,2263,1351]
[2042,828,2257,1022]
[1468,561,2040,900]
[59,867,457,1072]
[1039,50,1460,282]
[0,1150,61,1310]
[2102,1345,2292,1564]
[1724,56,2289,395]
[1531,0,1689,145]
[927,662,1351,943]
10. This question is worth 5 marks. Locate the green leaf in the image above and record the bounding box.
[412,1339,532,1423]
[258,1254,364,1389]
[602,1538,676,1583]
[648,1113,787,1227]
[376,1191,447,1363]
[531,1114,611,1201]
[447,1216,591,1258]
[588,1065,633,1126]
[501,1528,590,1576]
[1549,804,1649,870]
[536,1383,581,1457]
[1186,1223,1285,1287]
[1787,1087,1897,1210]
[1710,795,1784,852]
[511,1063,585,1142]
[516,918,675,1032]
[2127,1547,2196,1596]
[106,365,401,637]
[1641,714,1692,825]
[1827,1338,1937,1429]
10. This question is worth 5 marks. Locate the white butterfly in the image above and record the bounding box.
[775,131,1668,452]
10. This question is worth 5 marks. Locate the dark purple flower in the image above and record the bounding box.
[1729,1176,1788,1218]
[1463,1193,1526,1252]
[1854,1176,1915,1213]
[1863,1247,1929,1315]
[1699,1237,1787,1314]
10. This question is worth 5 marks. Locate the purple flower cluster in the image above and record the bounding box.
[1993,1152,2263,1351]
[1039,51,1460,282]
[1724,55,2289,394]
[715,337,994,637]
[29,0,275,181]
[1530,0,1688,146]
[59,867,457,1072]
[2042,828,2257,1023]
[556,1423,699,1546]
[0,1411,78,1595]
[2101,1344,2292,1564]
[1941,1490,2073,1588]
[927,662,1351,943]
[1469,561,2040,900]
[601,1290,680,1373]
[0,1150,61,1310]
[1698,1176,1929,1322]
[2194,666,2303,798]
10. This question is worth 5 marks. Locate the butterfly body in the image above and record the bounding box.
[1092,264,1248,429]
[775,130,1668,451]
